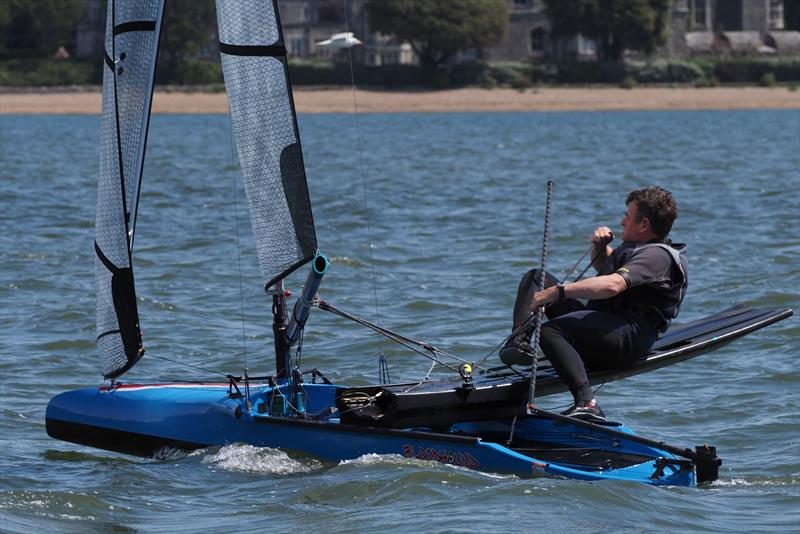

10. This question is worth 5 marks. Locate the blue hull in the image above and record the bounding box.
[46,382,694,485]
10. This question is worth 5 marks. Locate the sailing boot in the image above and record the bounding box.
[499,325,535,366]
[562,398,606,423]
[501,268,568,367]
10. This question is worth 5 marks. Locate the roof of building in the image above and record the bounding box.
[765,31,800,54]
[718,32,763,53]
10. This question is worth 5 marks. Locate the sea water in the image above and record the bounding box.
[1,109,798,532]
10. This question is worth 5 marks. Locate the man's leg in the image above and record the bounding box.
[501,269,582,366]
[539,309,652,420]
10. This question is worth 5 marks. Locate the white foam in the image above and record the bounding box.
[338,453,408,467]
[201,443,319,475]
[711,477,793,487]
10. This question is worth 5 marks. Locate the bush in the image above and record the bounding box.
[631,60,705,83]
[488,61,532,87]
[449,62,489,87]
[694,75,718,88]
[530,63,558,83]
[363,64,423,87]
[760,72,776,87]
[156,59,222,85]
[0,58,99,86]
[287,60,427,87]
[511,76,533,90]
[620,75,637,89]
[556,61,627,84]
[708,57,800,83]
[480,75,497,89]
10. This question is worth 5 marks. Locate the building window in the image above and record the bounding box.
[693,0,706,26]
[770,0,784,30]
[530,27,545,52]
[290,38,305,57]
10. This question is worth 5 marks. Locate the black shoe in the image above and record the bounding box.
[499,334,534,366]
[561,399,606,422]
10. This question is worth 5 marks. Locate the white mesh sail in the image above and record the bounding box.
[95,0,164,379]
[216,0,317,290]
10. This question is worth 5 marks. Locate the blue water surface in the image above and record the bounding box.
[1,109,798,532]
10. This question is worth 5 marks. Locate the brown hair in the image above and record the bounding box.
[626,187,678,238]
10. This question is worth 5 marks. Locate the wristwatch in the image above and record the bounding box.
[557,281,566,300]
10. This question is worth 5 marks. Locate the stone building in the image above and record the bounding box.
[489,0,798,60]
[75,0,798,62]
[486,0,597,61]
[73,0,415,66]
[667,0,796,56]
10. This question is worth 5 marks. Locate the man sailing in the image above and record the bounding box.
[501,186,688,421]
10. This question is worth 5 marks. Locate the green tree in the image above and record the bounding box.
[366,0,508,70]
[160,0,216,61]
[544,0,672,62]
[157,0,218,84]
[0,0,85,58]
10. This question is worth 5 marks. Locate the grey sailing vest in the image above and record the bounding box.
[591,241,688,333]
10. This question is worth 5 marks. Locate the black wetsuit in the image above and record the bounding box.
[513,240,687,404]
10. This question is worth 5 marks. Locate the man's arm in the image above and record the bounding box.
[590,226,614,272]
[530,273,627,311]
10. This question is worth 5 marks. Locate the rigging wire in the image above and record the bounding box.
[148,353,230,378]
[226,108,249,373]
[342,0,385,358]
[318,300,470,369]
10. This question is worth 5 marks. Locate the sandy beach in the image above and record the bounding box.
[1,86,798,114]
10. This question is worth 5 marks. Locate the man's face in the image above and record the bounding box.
[621,202,646,242]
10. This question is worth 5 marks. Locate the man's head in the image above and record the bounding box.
[621,187,678,242]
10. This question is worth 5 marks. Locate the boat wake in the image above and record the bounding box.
[711,477,797,487]
[339,453,516,480]
[200,444,321,475]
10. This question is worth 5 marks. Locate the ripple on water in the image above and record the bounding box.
[2,111,799,531]
[0,489,122,525]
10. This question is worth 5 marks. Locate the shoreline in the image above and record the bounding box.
[1,86,798,114]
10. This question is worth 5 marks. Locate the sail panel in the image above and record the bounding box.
[216,0,317,289]
[96,0,163,379]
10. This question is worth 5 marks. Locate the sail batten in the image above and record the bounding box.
[218,42,288,56]
[216,0,317,290]
[96,0,164,379]
[113,21,157,35]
